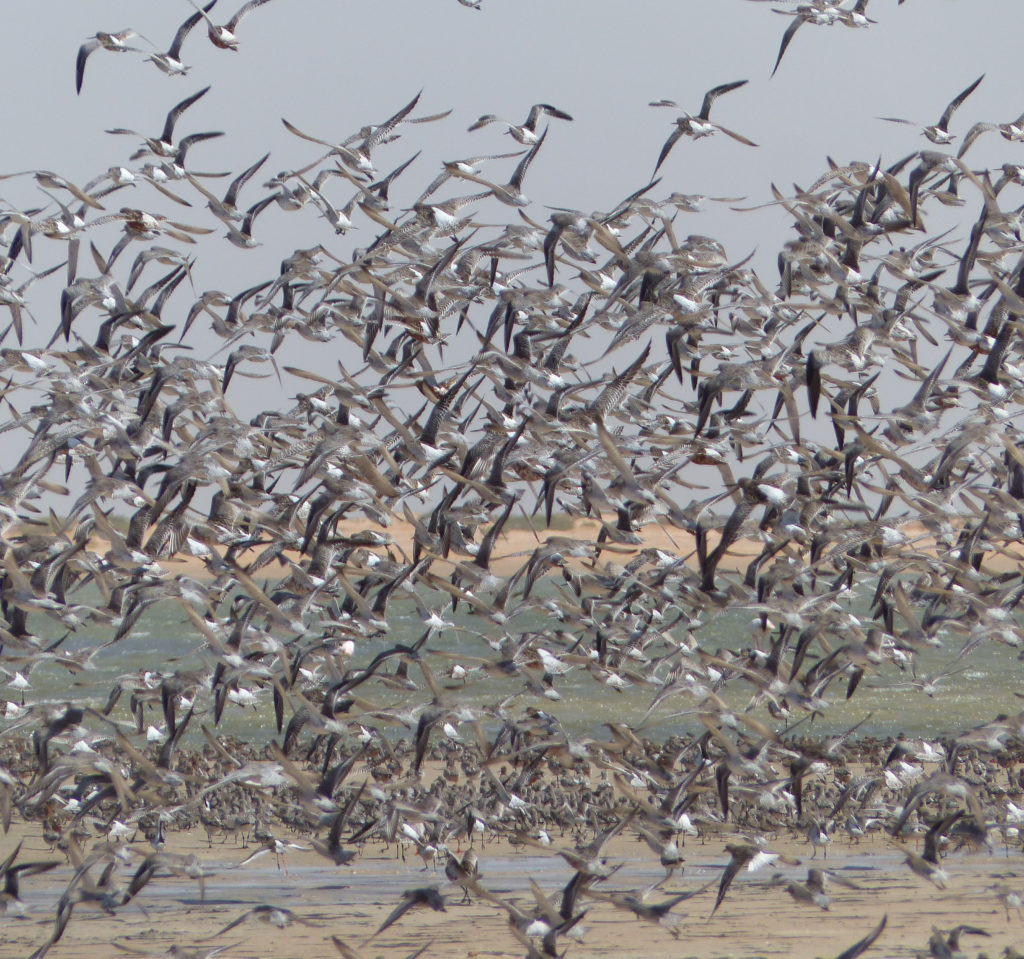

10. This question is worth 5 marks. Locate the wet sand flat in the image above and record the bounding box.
[4,820,1022,959]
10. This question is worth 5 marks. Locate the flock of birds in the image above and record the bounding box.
[2,0,1024,957]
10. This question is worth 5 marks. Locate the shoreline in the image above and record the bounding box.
[82,515,1024,583]
[2,816,1020,959]
[2,729,1023,958]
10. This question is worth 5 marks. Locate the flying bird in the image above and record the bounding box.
[650,80,756,174]
[768,2,846,78]
[76,29,148,94]
[146,1,218,75]
[468,103,573,144]
[185,0,279,50]
[370,886,447,939]
[880,74,985,144]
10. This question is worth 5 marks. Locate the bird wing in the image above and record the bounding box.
[771,16,805,77]
[509,126,548,190]
[361,90,422,153]
[169,1,218,56]
[832,914,887,959]
[956,121,995,159]
[654,126,685,175]
[76,40,101,94]
[536,103,573,122]
[223,152,270,207]
[228,0,277,32]
[714,122,759,147]
[162,86,212,144]
[938,73,984,130]
[699,79,748,120]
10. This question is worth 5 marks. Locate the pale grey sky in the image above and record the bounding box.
[10,2,1020,251]
[2,0,1021,422]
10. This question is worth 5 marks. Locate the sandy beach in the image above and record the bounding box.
[3,814,1022,959]
[117,513,1024,584]
[3,5,1024,959]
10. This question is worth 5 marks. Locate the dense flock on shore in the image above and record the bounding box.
[3,1,1024,957]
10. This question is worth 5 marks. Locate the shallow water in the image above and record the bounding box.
[9,579,1022,746]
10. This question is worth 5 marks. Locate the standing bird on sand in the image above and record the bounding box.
[807,819,831,859]
[650,80,756,175]
[445,849,479,903]
[185,0,279,50]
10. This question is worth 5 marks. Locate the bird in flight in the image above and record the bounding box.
[650,80,756,174]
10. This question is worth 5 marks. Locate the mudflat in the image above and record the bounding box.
[3,816,1021,959]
